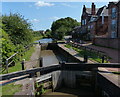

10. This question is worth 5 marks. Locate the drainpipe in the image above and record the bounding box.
[102,12,104,25]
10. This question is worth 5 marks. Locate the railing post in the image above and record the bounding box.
[6,59,8,73]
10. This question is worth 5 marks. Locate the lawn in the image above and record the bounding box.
[1,83,22,97]
[65,44,109,63]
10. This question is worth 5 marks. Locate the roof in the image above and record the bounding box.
[89,6,108,23]
[86,8,99,14]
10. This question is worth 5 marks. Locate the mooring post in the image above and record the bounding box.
[84,55,88,63]
[102,56,105,63]
[21,59,25,70]
[6,59,8,73]
[39,57,43,67]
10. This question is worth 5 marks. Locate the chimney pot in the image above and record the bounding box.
[91,3,96,15]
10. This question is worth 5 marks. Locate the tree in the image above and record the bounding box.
[2,13,33,46]
[45,29,52,38]
[51,17,80,40]
[1,28,16,65]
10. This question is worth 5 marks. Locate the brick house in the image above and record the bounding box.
[80,3,108,40]
[93,1,120,49]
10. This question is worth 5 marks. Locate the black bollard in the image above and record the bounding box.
[102,56,105,63]
[84,55,88,63]
[39,57,43,67]
[21,59,25,70]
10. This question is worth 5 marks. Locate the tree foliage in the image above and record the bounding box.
[1,29,16,65]
[2,13,33,46]
[44,29,52,38]
[51,17,80,40]
[1,13,34,65]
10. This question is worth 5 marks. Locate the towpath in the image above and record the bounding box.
[14,44,41,96]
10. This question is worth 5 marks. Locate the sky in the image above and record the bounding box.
[2,1,109,31]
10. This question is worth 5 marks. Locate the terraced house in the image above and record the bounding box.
[72,3,109,40]
[94,1,120,49]
[82,3,109,38]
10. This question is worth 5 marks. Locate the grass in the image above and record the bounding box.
[2,46,35,74]
[65,44,109,63]
[1,83,22,97]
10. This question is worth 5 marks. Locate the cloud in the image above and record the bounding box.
[30,19,40,23]
[35,1,54,7]
[50,16,60,20]
[61,3,77,8]
[61,3,73,7]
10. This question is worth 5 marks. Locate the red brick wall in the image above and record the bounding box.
[94,38,120,49]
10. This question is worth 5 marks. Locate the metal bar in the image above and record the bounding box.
[6,52,18,60]
[7,60,14,66]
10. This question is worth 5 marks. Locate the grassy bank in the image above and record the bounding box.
[65,44,109,63]
[2,83,22,96]
[2,46,35,74]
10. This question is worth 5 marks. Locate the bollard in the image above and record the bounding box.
[21,59,25,70]
[101,56,105,63]
[84,55,88,63]
[6,59,8,73]
[39,57,43,67]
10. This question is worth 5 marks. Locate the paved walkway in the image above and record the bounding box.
[81,43,120,63]
[80,43,120,72]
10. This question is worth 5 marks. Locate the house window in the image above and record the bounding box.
[82,20,84,25]
[111,7,117,18]
[111,31,117,38]
[111,20,117,31]
[85,19,86,25]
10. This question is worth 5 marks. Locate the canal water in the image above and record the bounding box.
[35,38,52,43]
[36,38,59,67]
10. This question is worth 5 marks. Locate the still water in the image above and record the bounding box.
[37,38,59,67]
[36,38,53,43]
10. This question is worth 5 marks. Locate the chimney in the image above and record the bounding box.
[83,5,86,12]
[91,3,96,15]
